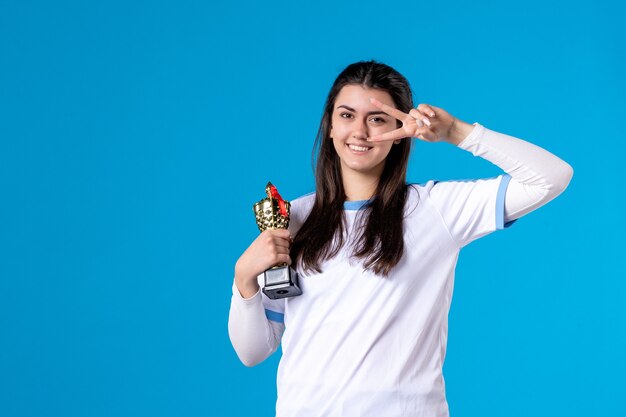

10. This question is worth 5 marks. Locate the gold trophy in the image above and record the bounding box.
[253,182,302,300]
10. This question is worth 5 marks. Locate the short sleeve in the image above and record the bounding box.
[427,174,516,248]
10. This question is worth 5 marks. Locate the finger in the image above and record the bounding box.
[275,254,292,266]
[418,103,436,118]
[267,229,291,239]
[267,243,291,260]
[260,230,289,249]
[416,129,437,142]
[273,237,291,250]
[414,108,432,127]
[408,109,425,128]
[369,97,409,121]
[267,251,291,267]
[368,127,410,143]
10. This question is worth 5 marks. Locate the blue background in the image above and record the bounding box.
[1,0,624,416]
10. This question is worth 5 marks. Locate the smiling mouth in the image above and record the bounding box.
[347,144,373,152]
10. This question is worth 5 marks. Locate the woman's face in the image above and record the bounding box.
[329,85,399,180]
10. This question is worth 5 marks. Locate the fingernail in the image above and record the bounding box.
[424,118,431,127]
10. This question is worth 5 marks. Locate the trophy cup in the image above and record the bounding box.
[253,182,302,300]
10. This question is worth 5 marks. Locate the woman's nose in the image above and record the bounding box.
[351,120,368,140]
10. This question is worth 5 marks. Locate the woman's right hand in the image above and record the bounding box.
[234,229,292,298]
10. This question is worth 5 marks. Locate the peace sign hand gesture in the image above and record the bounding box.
[367,98,468,146]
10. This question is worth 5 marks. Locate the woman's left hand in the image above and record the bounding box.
[367,98,470,146]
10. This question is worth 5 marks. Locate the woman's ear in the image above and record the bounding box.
[393,139,401,145]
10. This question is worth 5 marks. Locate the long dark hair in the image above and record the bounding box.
[290,60,414,276]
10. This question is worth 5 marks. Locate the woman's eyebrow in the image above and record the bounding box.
[336,104,388,116]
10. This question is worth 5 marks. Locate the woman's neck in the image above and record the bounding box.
[342,170,380,201]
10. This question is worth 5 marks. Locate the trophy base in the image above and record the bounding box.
[262,265,302,300]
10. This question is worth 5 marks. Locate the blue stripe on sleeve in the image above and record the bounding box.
[496,174,517,230]
[265,309,285,323]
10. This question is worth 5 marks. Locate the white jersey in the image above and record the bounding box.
[264,175,511,417]
[228,123,574,417]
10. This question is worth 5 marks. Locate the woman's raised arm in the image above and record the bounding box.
[367,99,573,221]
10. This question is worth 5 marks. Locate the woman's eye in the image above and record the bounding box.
[370,117,385,123]
[340,113,353,119]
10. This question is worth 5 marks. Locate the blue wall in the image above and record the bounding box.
[1,1,624,416]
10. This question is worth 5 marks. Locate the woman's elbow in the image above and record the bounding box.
[240,354,263,368]
[553,161,574,195]
[228,327,273,367]
[559,162,574,194]
[229,340,269,367]
[228,334,269,368]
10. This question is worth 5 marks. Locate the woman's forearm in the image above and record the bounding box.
[456,123,574,221]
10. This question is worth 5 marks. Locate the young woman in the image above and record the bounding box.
[228,61,573,417]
